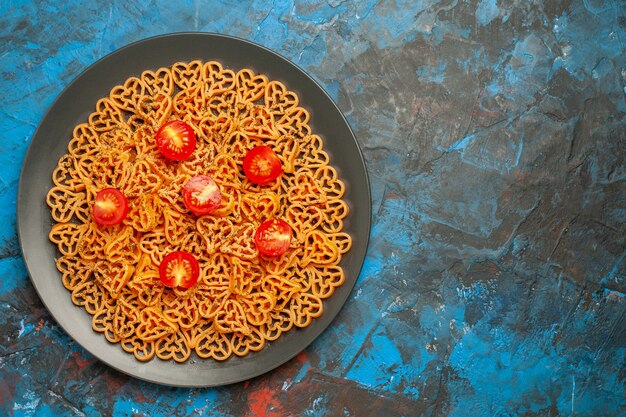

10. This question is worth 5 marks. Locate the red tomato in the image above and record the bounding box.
[243,146,283,185]
[182,175,222,216]
[155,120,196,160]
[92,188,128,226]
[254,218,292,257]
[159,251,200,289]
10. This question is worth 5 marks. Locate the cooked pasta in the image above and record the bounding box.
[46,60,352,362]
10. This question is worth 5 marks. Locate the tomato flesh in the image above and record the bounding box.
[156,120,196,160]
[159,251,200,289]
[92,188,128,226]
[182,175,222,215]
[254,218,292,257]
[243,146,283,185]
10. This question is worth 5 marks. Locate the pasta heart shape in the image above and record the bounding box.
[272,135,301,174]
[90,150,132,189]
[49,223,88,256]
[236,69,268,104]
[135,307,179,342]
[208,153,241,185]
[92,306,120,343]
[214,299,250,335]
[220,131,250,158]
[261,247,302,276]
[289,293,323,328]
[285,203,324,242]
[261,309,295,341]
[93,261,135,299]
[76,223,113,261]
[172,60,203,90]
[141,67,174,96]
[307,265,345,299]
[297,135,330,169]
[238,293,275,326]
[287,170,327,205]
[109,76,145,112]
[240,191,280,223]
[88,98,124,132]
[51,154,83,189]
[313,165,345,199]
[155,331,193,363]
[120,335,156,362]
[70,281,108,315]
[264,80,299,113]
[277,107,311,137]
[56,255,94,290]
[68,123,100,154]
[173,86,205,124]
[46,185,88,223]
[138,92,173,127]
[162,293,200,329]
[194,324,233,360]
[230,327,266,357]
[327,232,352,254]
[202,61,236,95]
[112,298,140,339]
[207,90,237,118]
[320,200,349,233]
[300,230,340,267]
[179,232,211,263]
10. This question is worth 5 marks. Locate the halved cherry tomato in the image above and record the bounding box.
[92,188,128,226]
[182,175,222,216]
[159,251,200,289]
[155,120,196,160]
[243,146,283,185]
[254,218,292,257]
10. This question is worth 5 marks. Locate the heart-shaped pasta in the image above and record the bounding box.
[46,61,351,363]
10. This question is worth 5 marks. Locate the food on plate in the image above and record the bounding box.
[46,60,352,362]
[92,188,129,226]
[156,120,197,160]
[254,218,292,257]
[159,250,200,289]
[182,174,222,216]
[243,145,283,185]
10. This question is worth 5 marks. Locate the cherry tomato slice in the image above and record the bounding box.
[159,251,200,289]
[182,175,222,216]
[155,120,197,161]
[92,188,128,226]
[254,218,292,257]
[243,146,283,185]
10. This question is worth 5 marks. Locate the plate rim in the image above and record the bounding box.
[17,32,371,387]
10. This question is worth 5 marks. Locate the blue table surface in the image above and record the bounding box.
[1,0,625,416]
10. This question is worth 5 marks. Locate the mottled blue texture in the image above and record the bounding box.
[1,0,625,416]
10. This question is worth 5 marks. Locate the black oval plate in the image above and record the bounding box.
[17,33,371,387]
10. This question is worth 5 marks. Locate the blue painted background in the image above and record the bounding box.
[1,0,625,416]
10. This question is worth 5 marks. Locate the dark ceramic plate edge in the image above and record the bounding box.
[17,32,371,387]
